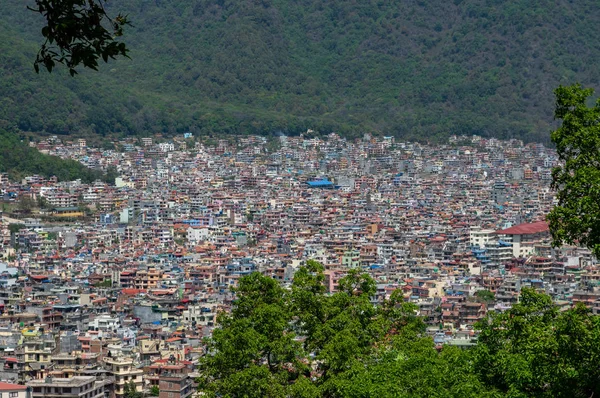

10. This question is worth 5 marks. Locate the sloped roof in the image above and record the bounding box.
[0,382,27,391]
[496,221,549,235]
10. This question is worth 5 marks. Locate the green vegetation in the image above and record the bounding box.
[30,0,130,75]
[123,381,142,398]
[93,279,112,288]
[149,386,159,396]
[17,196,36,214]
[7,224,26,235]
[200,262,600,397]
[475,289,495,303]
[548,84,600,256]
[0,128,115,182]
[473,288,600,397]
[2,1,599,142]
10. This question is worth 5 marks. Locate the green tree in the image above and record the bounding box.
[123,381,142,398]
[37,196,50,210]
[198,272,300,398]
[30,0,130,75]
[547,84,600,256]
[93,279,112,288]
[473,287,600,397]
[474,289,495,303]
[149,386,159,396]
[198,261,496,397]
[17,196,36,214]
[8,224,26,235]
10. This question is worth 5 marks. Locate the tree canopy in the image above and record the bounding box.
[473,288,600,397]
[547,84,600,256]
[200,261,482,397]
[199,264,600,397]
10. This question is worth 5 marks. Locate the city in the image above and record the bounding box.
[0,131,594,394]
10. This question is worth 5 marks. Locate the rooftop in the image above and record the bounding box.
[496,221,549,236]
[0,382,27,391]
[28,376,96,387]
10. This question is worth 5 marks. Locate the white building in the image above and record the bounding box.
[495,221,550,258]
[89,315,120,331]
[469,227,497,248]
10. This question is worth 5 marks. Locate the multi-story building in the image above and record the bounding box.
[104,357,143,398]
[158,373,193,398]
[0,382,27,398]
[496,221,550,258]
[28,376,111,398]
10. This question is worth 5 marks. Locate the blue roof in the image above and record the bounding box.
[307,179,333,187]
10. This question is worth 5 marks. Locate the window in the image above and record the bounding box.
[10,393,18,398]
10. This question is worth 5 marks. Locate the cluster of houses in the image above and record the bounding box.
[0,131,596,391]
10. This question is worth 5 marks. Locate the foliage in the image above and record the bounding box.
[123,381,142,398]
[7,224,26,235]
[547,84,600,256]
[37,196,50,209]
[2,1,600,141]
[475,289,495,303]
[17,196,36,214]
[30,0,129,75]
[198,260,497,397]
[149,385,159,396]
[0,128,113,183]
[93,279,112,288]
[473,288,600,397]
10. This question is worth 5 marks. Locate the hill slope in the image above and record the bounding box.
[0,129,114,182]
[1,0,600,142]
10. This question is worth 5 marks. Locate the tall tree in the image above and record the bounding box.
[473,288,600,397]
[547,84,600,256]
[198,262,498,397]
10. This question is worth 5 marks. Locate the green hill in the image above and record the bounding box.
[2,0,600,142]
[0,128,114,183]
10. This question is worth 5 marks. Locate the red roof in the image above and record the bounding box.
[496,221,549,235]
[0,382,27,391]
[122,289,146,295]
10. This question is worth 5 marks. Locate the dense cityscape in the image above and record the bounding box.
[0,131,595,396]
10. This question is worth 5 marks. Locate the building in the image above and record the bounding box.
[306,179,335,189]
[0,382,28,398]
[28,377,111,398]
[89,315,121,331]
[491,181,507,204]
[469,228,497,248]
[496,221,550,258]
[158,373,193,398]
[104,357,143,398]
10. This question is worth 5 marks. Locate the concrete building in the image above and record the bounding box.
[496,221,550,258]
[104,357,143,398]
[158,374,193,398]
[0,382,28,398]
[28,377,111,398]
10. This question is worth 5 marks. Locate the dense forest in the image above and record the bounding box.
[0,128,114,183]
[199,261,600,397]
[1,0,600,142]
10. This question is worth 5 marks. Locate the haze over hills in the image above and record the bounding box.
[1,0,600,142]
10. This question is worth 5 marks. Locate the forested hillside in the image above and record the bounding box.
[0,129,114,182]
[2,0,600,142]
